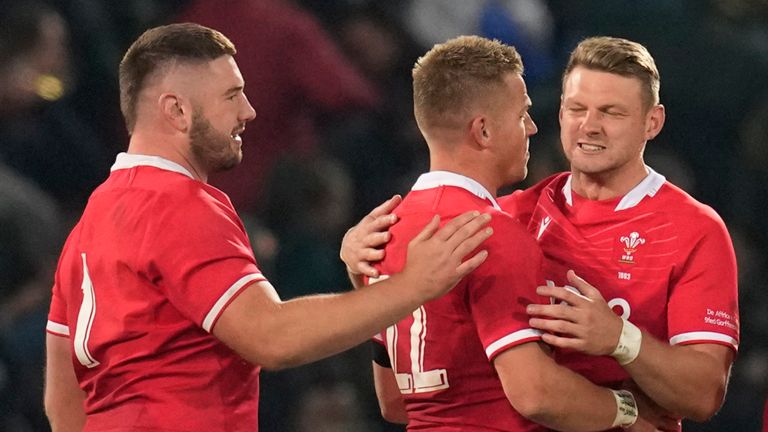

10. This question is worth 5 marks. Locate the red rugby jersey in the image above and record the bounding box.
[370,171,547,431]
[500,169,739,390]
[47,153,265,431]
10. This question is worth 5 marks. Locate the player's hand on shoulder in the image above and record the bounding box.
[340,195,401,278]
[401,211,492,301]
[526,270,623,356]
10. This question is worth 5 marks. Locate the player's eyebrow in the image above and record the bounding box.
[223,85,244,96]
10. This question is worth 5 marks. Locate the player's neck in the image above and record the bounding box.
[427,139,501,197]
[127,128,208,182]
[570,164,649,201]
[429,161,499,198]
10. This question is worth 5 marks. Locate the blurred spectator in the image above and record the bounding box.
[175,0,379,215]
[0,1,764,430]
[403,0,555,85]
[0,0,112,217]
[258,154,361,431]
[291,380,375,431]
[325,4,429,219]
[0,162,63,432]
[47,0,193,158]
[262,155,353,299]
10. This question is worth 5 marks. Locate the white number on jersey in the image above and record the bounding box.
[370,275,449,394]
[546,280,632,320]
[73,253,100,368]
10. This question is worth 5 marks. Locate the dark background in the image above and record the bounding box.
[1,0,766,430]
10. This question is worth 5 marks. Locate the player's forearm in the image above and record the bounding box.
[45,335,87,432]
[373,362,408,424]
[45,391,86,432]
[497,344,626,431]
[624,331,731,421]
[522,367,620,431]
[254,273,425,369]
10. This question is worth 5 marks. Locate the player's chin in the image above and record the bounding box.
[213,151,242,172]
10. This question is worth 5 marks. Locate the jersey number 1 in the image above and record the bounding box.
[74,253,100,368]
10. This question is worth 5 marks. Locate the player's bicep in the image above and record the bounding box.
[211,280,281,362]
[680,343,735,375]
[668,221,738,348]
[471,218,545,357]
[373,362,408,424]
[493,342,553,407]
[45,333,86,431]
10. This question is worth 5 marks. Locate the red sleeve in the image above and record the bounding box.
[46,228,80,337]
[468,215,546,360]
[667,210,739,351]
[146,189,265,332]
[47,258,70,336]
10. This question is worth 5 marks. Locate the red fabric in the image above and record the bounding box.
[176,0,379,213]
[369,176,546,431]
[763,399,768,432]
[48,156,265,431]
[500,172,739,394]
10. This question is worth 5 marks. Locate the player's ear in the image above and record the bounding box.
[470,116,491,149]
[159,93,189,132]
[645,104,665,141]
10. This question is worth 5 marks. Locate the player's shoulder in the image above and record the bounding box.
[499,172,568,211]
[656,181,727,230]
[399,185,498,216]
[102,167,235,225]
[488,207,534,241]
[399,186,535,243]
[474,208,544,273]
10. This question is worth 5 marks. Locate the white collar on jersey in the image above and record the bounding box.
[562,166,667,211]
[111,152,195,179]
[412,170,501,210]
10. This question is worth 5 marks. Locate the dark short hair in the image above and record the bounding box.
[412,35,523,132]
[563,36,660,110]
[119,23,236,132]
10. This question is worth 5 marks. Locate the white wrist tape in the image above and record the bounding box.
[611,318,642,365]
[610,389,638,428]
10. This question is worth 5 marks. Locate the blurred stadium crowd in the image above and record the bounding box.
[1,0,767,431]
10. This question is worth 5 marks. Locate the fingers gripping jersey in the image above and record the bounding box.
[369,171,547,431]
[46,154,265,431]
[500,169,739,388]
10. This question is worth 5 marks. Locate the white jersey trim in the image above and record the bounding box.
[47,320,70,336]
[485,328,542,359]
[412,171,501,210]
[111,152,195,179]
[562,166,666,211]
[669,331,738,349]
[202,273,266,332]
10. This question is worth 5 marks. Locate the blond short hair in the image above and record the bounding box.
[412,35,523,132]
[564,36,660,109]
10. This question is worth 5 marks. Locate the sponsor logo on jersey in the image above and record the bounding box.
[618,231,645,264]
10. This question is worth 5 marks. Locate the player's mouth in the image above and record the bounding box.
[577,142,606,153]
[231,125,245,143]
